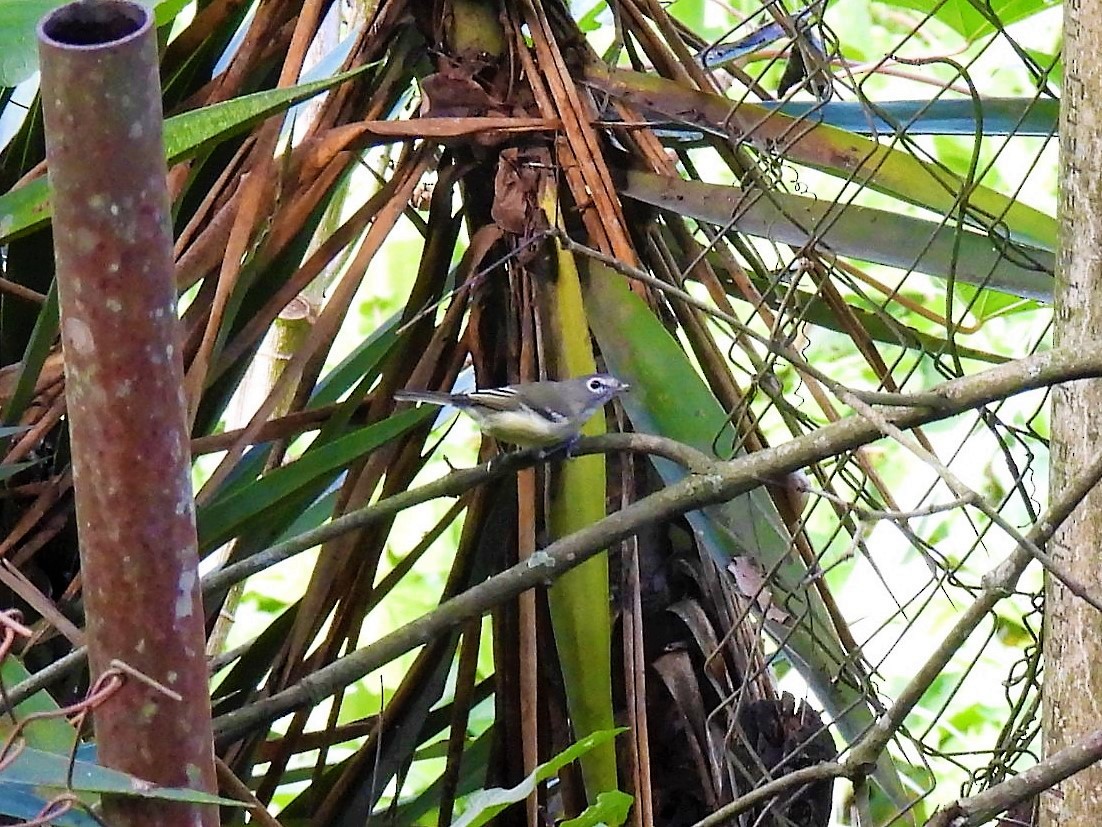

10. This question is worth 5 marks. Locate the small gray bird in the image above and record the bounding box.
[394,373,629,448]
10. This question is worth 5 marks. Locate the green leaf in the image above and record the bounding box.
[587,65,1057,252]
[309,312,401,407]
[953,281,1040,322]
[0,660,241,823]
[667,0,708,32]
[1024,47,1062,81]
[577,1,608,33]
[0,0,175,87]
[0,66,371,244]
[560,791,635,827]
[0,657,97,825]
[1,280,59,425]
[451,729,625,827]
[0,177,50,245]
[0,746,240,805]
[152,0,191,27]
[0,460,33,482]
[0,656,77,754]
[0,0,194,84]
[546,230,619,805]
[0,786,99,827]
[163,64,372,164]
[876,0,1060,41]
[622,170,1053,302]
[0,0,65,87]
[196,409,427,551]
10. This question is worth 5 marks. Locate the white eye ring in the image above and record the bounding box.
[586,377,604,393]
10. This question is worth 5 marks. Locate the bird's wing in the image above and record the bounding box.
[466,388,569,422]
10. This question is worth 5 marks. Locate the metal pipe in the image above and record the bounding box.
[38,3,217,824]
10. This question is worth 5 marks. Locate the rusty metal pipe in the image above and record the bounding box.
[38,2,217,824]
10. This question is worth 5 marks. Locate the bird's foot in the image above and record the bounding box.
[535,436,580,461]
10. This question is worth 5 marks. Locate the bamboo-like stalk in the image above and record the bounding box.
[37,2,217,825]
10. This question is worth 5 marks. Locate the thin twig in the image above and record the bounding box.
[836,388,1102,613]
[926,726,1102,826]
[845,441,1102,771]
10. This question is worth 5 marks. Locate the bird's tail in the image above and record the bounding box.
[394,389,460,407]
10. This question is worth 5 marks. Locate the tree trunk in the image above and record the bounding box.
[1044,0,1102,822]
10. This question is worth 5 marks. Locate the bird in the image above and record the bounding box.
[394,373,629,450]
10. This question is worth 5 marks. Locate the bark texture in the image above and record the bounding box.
[1044,0,1102,820]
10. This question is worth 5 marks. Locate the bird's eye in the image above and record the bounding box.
[586,377,604,393]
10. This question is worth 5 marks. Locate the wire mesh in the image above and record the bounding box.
[662,0,1054,823]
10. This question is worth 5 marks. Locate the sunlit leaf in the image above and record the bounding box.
[875,0,1059,41]
[560,790,635,827]
[163,65,373,164]
[0,0,173,87]
[451,729,625,827]
[0,0,68,87]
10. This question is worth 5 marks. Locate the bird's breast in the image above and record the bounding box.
[470,409,577,447]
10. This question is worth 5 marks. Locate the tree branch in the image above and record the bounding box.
[212,346,1102,743]
[691,762,849,827]
[927,727,1102,826]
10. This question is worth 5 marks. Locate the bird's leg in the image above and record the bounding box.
[561,434,582,457]
[536,435,580,461]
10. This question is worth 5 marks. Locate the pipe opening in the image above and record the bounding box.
[41,0,146,47]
